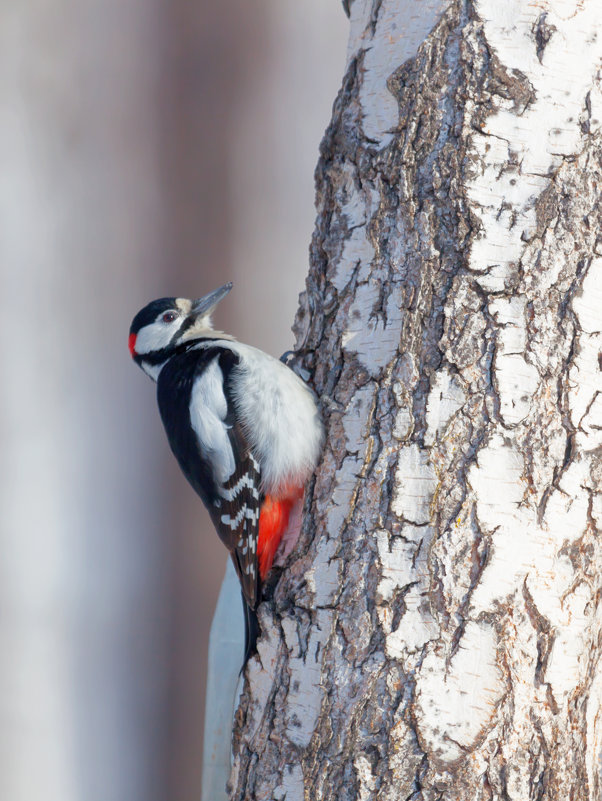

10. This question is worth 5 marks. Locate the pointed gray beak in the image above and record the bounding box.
[191,282,233,316]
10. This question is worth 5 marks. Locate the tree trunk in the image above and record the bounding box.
[229,1,602,798]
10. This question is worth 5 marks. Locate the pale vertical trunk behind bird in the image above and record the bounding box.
[0,1,169,799]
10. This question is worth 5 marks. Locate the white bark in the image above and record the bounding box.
[228,0,602,798]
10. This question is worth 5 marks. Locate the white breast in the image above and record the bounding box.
[227,342,323,496]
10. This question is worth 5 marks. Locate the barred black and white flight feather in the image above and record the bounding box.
[214,446,261,609]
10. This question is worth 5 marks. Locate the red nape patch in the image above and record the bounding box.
[128,332,137,358]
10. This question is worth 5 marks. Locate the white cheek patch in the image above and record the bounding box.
[134,318,183,355]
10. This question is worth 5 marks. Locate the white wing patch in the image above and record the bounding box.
[189,357,235,484]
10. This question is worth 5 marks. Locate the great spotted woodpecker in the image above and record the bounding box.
[129,283,323,662]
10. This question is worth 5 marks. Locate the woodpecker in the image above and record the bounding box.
[129,282,323,662]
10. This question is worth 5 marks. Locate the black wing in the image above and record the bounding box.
[157,345,263,612]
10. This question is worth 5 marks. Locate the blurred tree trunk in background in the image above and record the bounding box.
[0,2,169,800]
[230,1,602,798]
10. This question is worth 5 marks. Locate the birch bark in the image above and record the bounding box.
[230,1,602,798]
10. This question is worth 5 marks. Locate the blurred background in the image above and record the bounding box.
[0,2,346,800]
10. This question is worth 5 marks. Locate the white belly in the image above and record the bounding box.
[228,342,323,495]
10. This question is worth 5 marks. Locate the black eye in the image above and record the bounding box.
[162,311,177,323]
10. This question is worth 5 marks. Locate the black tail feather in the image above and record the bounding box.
[242,594,260,667]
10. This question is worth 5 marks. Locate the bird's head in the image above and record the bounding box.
[128,282,233,380]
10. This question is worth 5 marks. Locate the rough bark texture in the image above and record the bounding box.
[229,1,602,798]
